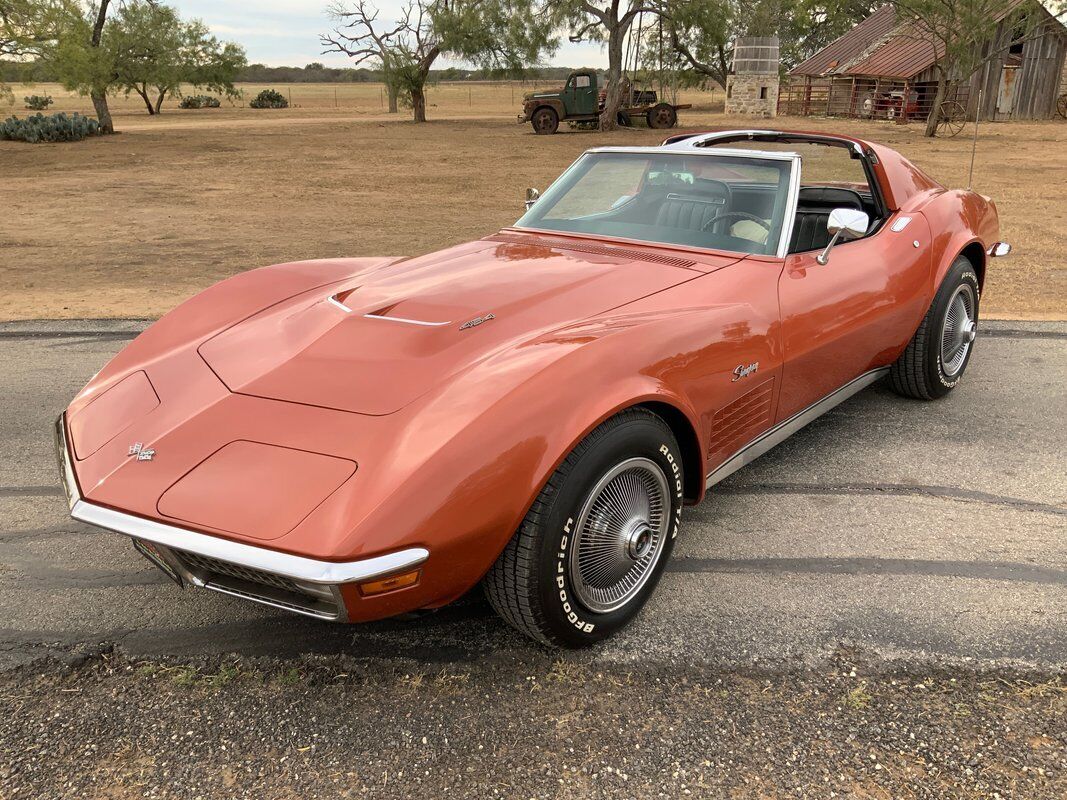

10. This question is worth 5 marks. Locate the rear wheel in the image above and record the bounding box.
[531,107,559,135]
[484,408,684,647]
[889,256,980,399]
[646,103,677,129]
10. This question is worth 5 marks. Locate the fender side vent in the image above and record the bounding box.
[486,233,697,269]
[708,378,775,460]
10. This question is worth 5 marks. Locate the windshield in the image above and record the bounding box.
[515,151,794,256]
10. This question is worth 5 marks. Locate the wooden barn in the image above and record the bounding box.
[780,3,1067,122]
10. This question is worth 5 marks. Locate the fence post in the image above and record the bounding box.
[287,87,292,107]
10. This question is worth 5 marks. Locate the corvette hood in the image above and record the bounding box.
[198,236,728,415]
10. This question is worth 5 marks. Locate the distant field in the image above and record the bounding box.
[8,80,724,118]
[1,81,1063,320]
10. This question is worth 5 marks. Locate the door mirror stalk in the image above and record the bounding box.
[524,187,540,211]
[816,207,870,265]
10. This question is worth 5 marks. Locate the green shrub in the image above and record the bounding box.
[179,94,222,109]
[24,94,53,111]
[0,112,102,143]
[249,89,288,109]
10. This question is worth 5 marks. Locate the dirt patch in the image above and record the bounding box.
[2,82,1064,319]
[1,652,1064,799]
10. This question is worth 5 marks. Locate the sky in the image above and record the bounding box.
[170,0,610,69]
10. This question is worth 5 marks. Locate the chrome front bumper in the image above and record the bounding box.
[54,414,428,621]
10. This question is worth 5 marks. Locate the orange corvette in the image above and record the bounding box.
[56,130,1010,647]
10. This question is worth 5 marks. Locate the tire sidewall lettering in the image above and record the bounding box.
[548,438,684,638]
[935,270,979,389]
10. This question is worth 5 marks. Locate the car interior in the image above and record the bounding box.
[520,139,887,257]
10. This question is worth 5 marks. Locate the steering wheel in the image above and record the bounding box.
[701,211,772,233]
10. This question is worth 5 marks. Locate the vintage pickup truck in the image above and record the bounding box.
[518,69,690,134]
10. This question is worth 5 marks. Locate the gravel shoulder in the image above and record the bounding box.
[2,651,1064,800]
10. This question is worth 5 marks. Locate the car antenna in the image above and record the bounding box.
[967,89,982,191]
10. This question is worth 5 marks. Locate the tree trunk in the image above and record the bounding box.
[91,91,114,133]
[925,73,948,137]
[90,0,113,133]
[134,84,154,115]
[411,85,426,122]
[387,81,398,114]
[154,88,167,115]
[599,25,626,131]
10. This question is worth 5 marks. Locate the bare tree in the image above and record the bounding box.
[322,0,400,112]
[322,0,554,123]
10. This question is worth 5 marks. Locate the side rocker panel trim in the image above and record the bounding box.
[705,367,889,488]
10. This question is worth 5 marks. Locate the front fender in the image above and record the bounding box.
[322,289,779,611]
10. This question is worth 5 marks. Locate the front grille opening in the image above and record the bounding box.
[170,549,344,621]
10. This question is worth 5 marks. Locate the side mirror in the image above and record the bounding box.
[816,207,870,265]
[524,187,540,211]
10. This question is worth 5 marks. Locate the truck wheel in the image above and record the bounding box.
[889,256,980,400]
[531,107,559,135]
[647,103,677,129]
[484,408,684,647]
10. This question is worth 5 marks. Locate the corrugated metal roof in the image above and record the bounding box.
[790,5,896,77]
[844,34,941,79]
[791,0,1064,81]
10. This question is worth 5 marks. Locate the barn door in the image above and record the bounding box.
[997,66,1018,116]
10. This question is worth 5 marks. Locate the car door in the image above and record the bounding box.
[776,211,932,422]
[565,73,597,116]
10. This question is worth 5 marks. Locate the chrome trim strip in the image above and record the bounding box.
[776,155,802,259]
[55,415,429,585]
[705,367,889,488]
[327,296,352,313]
[54,415,79,511]
[363,314,451,327]
[200,582,341,621]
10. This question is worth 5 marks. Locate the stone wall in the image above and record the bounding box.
[725,73,780,117]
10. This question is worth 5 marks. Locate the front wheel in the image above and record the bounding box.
[531,107,559,135]
[890,256,980,399]
[484,408,684,647]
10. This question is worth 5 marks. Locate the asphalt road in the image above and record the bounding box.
[1,318,1064,672]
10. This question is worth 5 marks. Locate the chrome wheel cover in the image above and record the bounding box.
[940,283,977,377]
[568,457,670,614]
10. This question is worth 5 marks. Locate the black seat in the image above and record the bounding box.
[789,187,865,253]
[655,196,721,231]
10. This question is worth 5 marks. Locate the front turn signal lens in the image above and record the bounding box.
[358,569,421,597]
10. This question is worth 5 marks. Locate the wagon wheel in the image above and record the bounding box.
[646,103,677,129]
[936,101,967,137]
[1057,93,1067,120]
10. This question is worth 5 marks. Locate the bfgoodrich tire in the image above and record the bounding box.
[890,256,980,400]
[484,408,684,647]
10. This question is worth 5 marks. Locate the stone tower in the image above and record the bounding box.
[725,36,780,117]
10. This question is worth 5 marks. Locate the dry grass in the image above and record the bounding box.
[1,81,1064,320]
